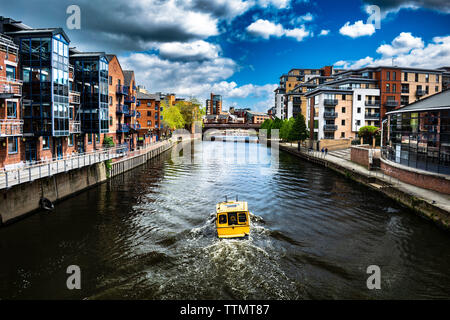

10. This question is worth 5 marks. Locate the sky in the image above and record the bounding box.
[0,0,449,111]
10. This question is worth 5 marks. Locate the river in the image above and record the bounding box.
[0,140,449,299]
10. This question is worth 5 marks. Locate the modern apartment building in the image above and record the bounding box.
[122,70,139,150]
[69,51,109,152]
[274,66,333,119]
[206,93,222,115]
[0,33,23,168]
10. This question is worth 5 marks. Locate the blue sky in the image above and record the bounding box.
[1,0,449,111]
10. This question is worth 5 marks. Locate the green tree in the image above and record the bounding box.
[358,125,380,146]
[103,135,115,148]
[270,117,283,138]
[289,114,309,142]
[260,118,273,137]
[161,102,185,130]
[280,118,295,141]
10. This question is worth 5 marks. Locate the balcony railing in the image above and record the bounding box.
[131,123,141,130]
[0,119,23,137]
[116,84,127,95]
[136,111,141,118]
[365,113,380,119]
[124,95,136,104]
[136,100,141,107]
[384,100,398,107]
[323,124,337,131]
[116,104,129,114]
[365,100,380,106]
[69,120,81,134]
[116,123,130,132]
[416,89,426,96]
[324,99,338,106]
[323,112,338,119]
[401,89,409,94]
[0,76,22,97]
[69,90,80,104]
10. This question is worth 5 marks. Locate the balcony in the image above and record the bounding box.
[365,100,380,107]
[0,119,23,137]
[116,104,129,114]
[69,120,81,134]
[136,100,141,107]
[125,109,136,117]
[365,113,380,120]
[116,84,127,95]
[384,100,398,107]
[401,89,409,94]
[116,123,130,133]
[0,76,22,98]
[324,99,338,106]
[136,111,141,118]
[124,95,136,104]
[323,112,338,119]
[323,124,337,131]
[131,123,141,130]
[69,90,80,104]
[416,89,426,96]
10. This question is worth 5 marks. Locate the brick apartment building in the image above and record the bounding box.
[206,93,222,115]
[136,91,160,142]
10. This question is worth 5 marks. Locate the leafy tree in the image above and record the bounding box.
[280,118,295,141]
[289,114,309,142]
[161,101,185,130]
[260,118,273,137]
[103,135,115,148]
[358,125,380,145]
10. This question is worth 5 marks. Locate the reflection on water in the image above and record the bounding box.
[0,141,449,299]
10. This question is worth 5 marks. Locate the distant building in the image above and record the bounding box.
[206,93,222,115]
[246,111,270,124]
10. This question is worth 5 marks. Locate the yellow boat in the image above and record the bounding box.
[216,197,250,239]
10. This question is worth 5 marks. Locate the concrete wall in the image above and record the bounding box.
[381,158,450,195]
[0,141,173,225]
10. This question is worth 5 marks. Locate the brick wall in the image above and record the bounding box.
[351,145,370,169]
[381,158,450,194]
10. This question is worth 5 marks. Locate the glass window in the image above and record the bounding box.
[53,38,58,53]
[43,136,50,150]
[6,65,15,80]
[7,101,17,118]
[8,137,18,154]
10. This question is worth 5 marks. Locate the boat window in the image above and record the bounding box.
[238,213,247,223]
[218,214,227,224]
[228,212,238,225]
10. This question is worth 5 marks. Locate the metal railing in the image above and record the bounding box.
[116,84,127,95]
[323,124,338,131]
[0,76,22,96]
[364,113,380,119]
[323,112,338,118]
[324,99,338,106]
[69,120,81,134]
[365,100,380,106]
[0,119,23,137]
[0,142,168,190]
[124,95,136,103]
[117,123,130,132]
[69,90,80,104]
[416,89,426,96]
[384,100,398,107]
[116,104,129,114]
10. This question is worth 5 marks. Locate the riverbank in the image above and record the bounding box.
[279,143,450,230]
[0,140,174,226]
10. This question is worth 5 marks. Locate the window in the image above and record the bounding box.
[147,120,152,126]
[342,94,346,100]
[43,136,50,150]
[342,107,346,113]
[436,75,439,82]
[357,95,361,101]
[356,120,361,126]
[109,96,112,105]
[386,71,390,80]
[155,105,158,110]
[69,135,74,146]
[341,119,345,126]
[88,133,92,144]
[357,107,361,113]
[392,84,396,93]
[109,116,113,126]
[96,133,100,143]
[219,214,227,224]
[147,111,151,116]
[238,213,247,223]
[425,74,429,83]
[415,73,419,82]
[341,132,345,138]
[6,65,15,80]
[109,76,112,85]
[386,84,390,92]
[404,72,408,81]
[7,101,17,118]
[425,86,429,94]
[435,86,439,92]
[7,137,18,154]
[393,71,396,80]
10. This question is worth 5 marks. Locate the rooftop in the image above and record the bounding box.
[137,92,160,101]
[216,201,248,213]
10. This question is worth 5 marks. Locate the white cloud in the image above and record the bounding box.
[246,19,311,42]
[246,19,285,39]
[334,33,450,69]
[376,32,424,56]
[362,0,450,18]
[158,40,221,61]
[291,12,314,24]
[319,29,330,36]
[257,0,291,9]
[339,20,376,38]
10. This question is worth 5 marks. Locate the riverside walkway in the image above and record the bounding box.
[280,143,450,226]
[0,141,168,190]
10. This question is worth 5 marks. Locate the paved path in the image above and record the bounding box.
[281,143,450,215]
[328,148,351,160]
